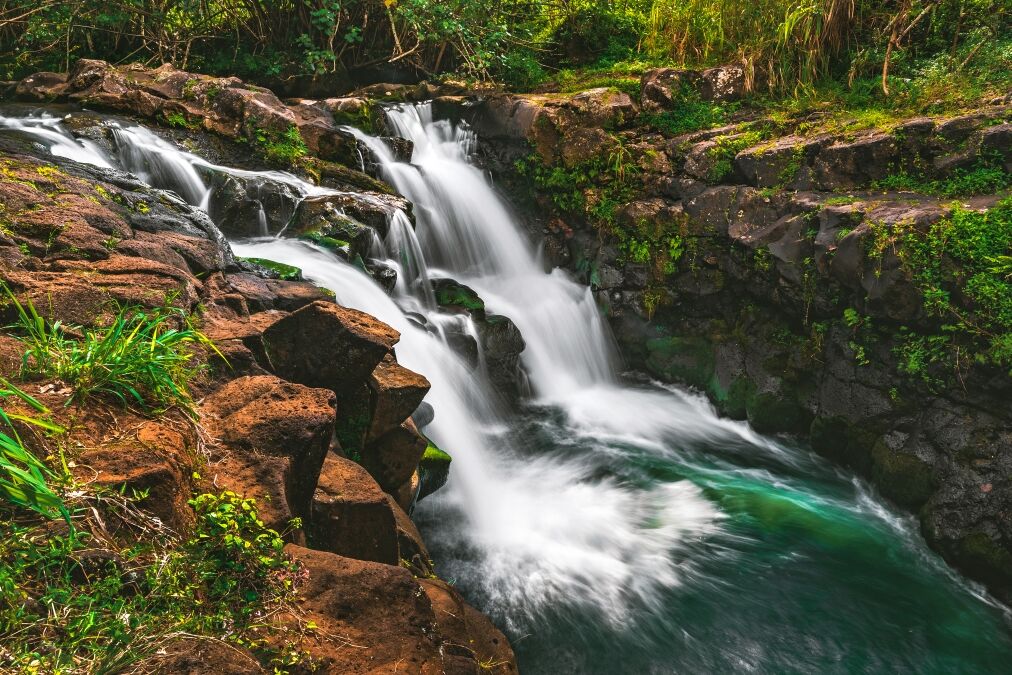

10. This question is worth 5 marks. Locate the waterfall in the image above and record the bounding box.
[7,107,1009,673]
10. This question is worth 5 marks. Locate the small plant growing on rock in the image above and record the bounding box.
[7,290,218,412]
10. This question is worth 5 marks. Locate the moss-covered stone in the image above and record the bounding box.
[239,256,303,281]
[417,442,452,502]
[432,279,485,313]
[870,436,936,508]
[644,335,715,390]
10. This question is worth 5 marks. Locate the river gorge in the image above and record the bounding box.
[1,58,1011,673]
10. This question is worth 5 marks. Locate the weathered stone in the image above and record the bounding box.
[367,354,431,442]
[262,300,399,393]
[309,454,399,565]
[362,419,427,493]
[279,545,445,674]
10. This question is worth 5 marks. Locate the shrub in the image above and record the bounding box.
[8,292,217,412]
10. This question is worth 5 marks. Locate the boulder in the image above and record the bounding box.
[698,65,748,102]
[361,419,428,493]
[279,545,445,674]
[419,578,518,674]
[309,454,399,565]
[367,354,431,442]
[200,375,336,519]
[261,300,399,393]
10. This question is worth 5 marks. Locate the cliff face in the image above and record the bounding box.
[0,62,516,673]
[444,75,1012,601]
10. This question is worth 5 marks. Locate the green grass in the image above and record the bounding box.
[641,91,740,136]
[871,158,1012,199]
[0,491,303,673]
[0,378,65,519]
[8,291,217,413]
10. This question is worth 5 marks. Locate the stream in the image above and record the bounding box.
[3,105,1012,674]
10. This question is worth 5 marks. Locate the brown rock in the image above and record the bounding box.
[309,454,399,565]
[262,300,399,393]
[367,354,430,442]
[200,375,336,518]
[384,494,433,577]
[124,636,264,674]
[419,579,517,675]
[280,545,444,674]
[362,420,427,493]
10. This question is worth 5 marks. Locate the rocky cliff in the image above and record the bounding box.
[439,71,1012,602]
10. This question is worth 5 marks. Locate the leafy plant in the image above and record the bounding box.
[8,290,217,412]
[0,378,65,519]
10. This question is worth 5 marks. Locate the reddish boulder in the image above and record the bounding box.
[309,454,399,565]
[200,375,336,518]
[361,419,427,493]
[262,300,399,393]
[419,578,517,674]
[366,354,430,442]
[280,545,444,674]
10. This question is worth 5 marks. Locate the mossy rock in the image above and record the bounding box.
[870,436,936,508]
[710,376,752,420]
[431,278,485,313]
[417,442,452,502]
[745,390,812,434]
[239,257,303,281]
[299,231,351,255]
[644,335,715,390]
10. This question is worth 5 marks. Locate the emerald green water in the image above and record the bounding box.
[417,379,1012,674]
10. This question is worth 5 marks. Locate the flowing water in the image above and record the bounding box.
[4,107,1012,673]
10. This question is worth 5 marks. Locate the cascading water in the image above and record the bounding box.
[5,106,1012,673]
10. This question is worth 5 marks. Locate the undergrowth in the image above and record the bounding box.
[869,196,1012,384]
[7,291,216,413]
[0,379,65,519]
[0,491,305,673]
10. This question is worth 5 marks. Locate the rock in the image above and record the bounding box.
[279,545,445,674]
[419,578,518,674]
[641,68,699,111]
[560,127,619,168]
[284,194,376,260]
[367,354,431,442]
[812,133,900,190]
[474,314,527,398]
[698,65,748,102]
[76,440,190,533]
[309,454,399,565]
[127,636,265,674]
[361,419,428,493]
[262,300,399,393]
[207,172,301,238]
[200,375,336,520]
[417,442,452,502]
[384,494,433,576]
[432,278,486,314]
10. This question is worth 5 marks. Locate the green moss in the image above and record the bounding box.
[418,442,452,501]
[251,125,308,167]
[422,443,452,464]
[239,257,303,281]
[433,280,485,312]
[871,437,936,508]
[298,232,350,254]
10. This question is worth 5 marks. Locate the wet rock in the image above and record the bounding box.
[417,442,451,502]
[309,454,399,565]
[206,172,301,238]
[475,314,527,398]
[432,277,486,314]
[284,194,376,260]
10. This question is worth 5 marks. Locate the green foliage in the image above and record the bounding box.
[9,292,216,412]
[0,379,65,519]
[705,128,768,181]
[871,153,1011,198]
[641,92,739,136]
[873,197,1012,380]
[0,491,300,673]
[253,126,308,167]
